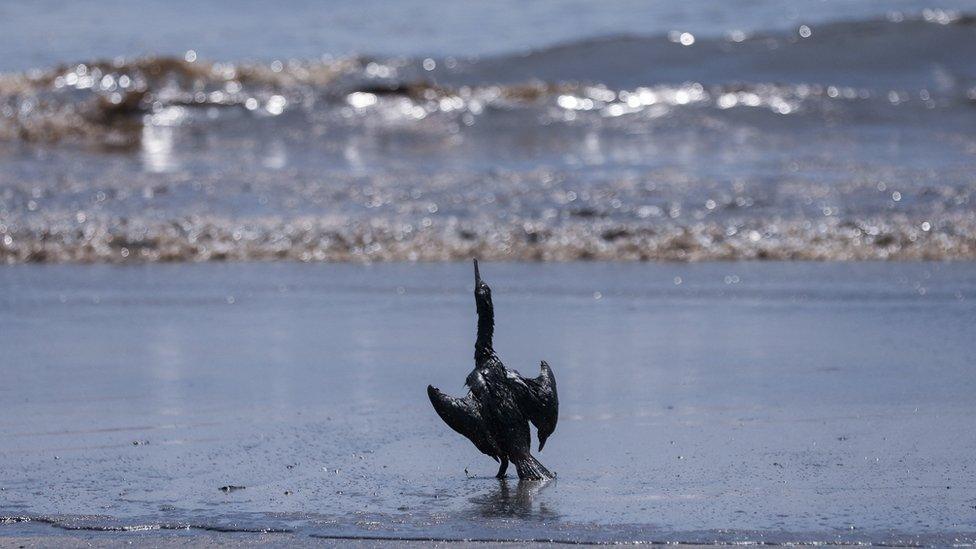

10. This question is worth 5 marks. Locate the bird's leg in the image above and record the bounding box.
[496,457,509,479]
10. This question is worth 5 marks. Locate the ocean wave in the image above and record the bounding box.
[1,13,974,148]
[458,11,976,89]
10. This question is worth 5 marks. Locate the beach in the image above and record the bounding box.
[3,0,976,544]
[2,262,974,544]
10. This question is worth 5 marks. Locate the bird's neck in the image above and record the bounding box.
[475,299,494,361]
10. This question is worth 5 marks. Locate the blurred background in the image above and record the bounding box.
[1,0,974,263]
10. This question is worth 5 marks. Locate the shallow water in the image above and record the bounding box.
[2,4,975,263]
[1,261,975,543]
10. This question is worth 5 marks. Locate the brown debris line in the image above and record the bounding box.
[0,55,365,146]
[1,215,973,264]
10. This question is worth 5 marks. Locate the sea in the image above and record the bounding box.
[1,0,975,263]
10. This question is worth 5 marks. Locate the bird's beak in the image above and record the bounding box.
[539,437,547,451]
[473,258,481,285]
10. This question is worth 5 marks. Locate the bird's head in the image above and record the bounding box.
[473,259,492,303]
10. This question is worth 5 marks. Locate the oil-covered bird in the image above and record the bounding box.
[427,259,558,480]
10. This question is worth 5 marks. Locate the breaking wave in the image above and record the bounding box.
[2,13,974,148]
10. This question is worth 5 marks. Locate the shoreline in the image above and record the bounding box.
[5,518,974,546]
[0,526,576,548]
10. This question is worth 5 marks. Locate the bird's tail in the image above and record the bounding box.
[512,454,554,480]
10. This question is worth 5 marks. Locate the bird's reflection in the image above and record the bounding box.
[467,477,558,520]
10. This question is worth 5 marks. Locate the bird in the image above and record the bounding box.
[427,259,558,480]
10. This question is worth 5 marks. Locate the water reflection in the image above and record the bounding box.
[468,478,558,520]
[140,124,179,173]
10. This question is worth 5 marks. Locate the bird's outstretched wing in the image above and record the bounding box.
[507,361,559,451]
[427,385,501,461]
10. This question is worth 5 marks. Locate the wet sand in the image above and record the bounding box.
[1,261,975,544]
